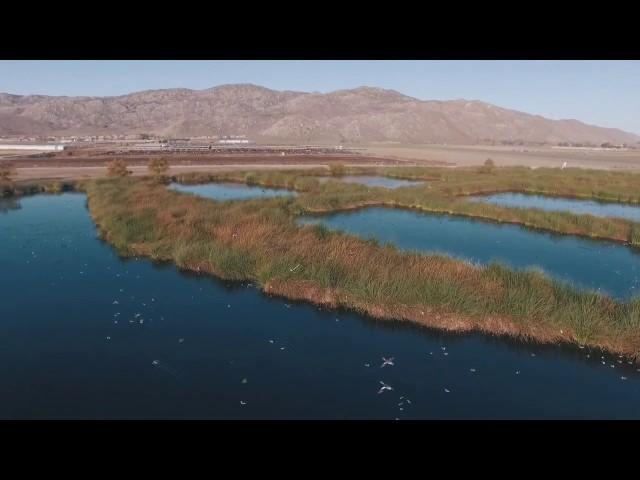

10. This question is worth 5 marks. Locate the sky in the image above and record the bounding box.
[0,60,639,134]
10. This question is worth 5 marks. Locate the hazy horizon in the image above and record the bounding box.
[1,60,639,135]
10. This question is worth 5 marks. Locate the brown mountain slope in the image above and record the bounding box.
[0,84,637,145]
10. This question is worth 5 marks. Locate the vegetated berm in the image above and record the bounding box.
[0,84,638,145]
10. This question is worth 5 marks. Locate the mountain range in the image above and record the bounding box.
[0,84,637,145]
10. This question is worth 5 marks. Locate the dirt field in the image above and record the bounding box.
[4,151,431,181]
[361,143,640,170]
[12,164,334,181]
[9,155,421,182]
[5,143,640,182]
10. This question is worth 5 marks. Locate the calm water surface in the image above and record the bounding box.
[319,176,425,189]
[169,182,296,201]
[471,192,640,223]
[1,194,640,419]
[299,207,640,300]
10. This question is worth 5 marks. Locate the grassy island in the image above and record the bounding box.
[84,165,640,360]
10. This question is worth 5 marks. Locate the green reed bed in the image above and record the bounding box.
[85,176,640,359]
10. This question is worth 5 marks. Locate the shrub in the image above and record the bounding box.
[630,226,640,247]
[329,162,347,177]
[106,159,132,178]
[148,157,170,177]
[478,158,496,174]
[0,162,16,183]
[245,173,258,185]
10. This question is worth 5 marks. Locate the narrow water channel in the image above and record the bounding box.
[318,176,425,189]
[470,192,640,223]
[169,182,296,201]
[299,207,640,300]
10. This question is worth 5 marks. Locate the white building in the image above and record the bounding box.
[217,139,253,145]
[0,143,66,151]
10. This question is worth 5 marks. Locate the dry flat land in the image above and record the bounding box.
[13,164,336,182]
[362,143,640,170]
[5,151,418,182]
[4,143,640,183]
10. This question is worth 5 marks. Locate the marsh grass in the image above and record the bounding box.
[1,179,77,198]
[84,173,640,359]
[329,162,347,176]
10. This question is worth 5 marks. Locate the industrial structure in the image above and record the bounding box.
[0,143,66,151]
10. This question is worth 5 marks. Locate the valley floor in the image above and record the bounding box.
[361,143,640,170]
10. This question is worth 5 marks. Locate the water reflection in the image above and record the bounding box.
[299,206,640,300]
[318,176,426,189]
[470,192,640,223]
[169,182,296,201]
[0,197,21,214]
[2,193,640,419]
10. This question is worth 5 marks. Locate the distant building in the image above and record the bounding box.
[217,139,254,145]
[0,143,66,151]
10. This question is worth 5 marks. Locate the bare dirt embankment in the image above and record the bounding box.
[7,152,419,182]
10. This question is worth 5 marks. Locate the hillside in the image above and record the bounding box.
[0,84,637,145]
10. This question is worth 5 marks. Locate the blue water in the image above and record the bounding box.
[299,207,640,300]
[2,193,640,419]
[169,182,296,201]
[0,197,21,214]
[471,192,640,223]
[320,176,425,189]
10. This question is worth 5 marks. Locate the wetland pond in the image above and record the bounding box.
[470,192,640,223]
[299,207,640,300]
[318,176,425,189]
[169,182,297,201]
[1,193,640,419]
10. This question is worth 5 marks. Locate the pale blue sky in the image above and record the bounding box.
[0,60,638,134]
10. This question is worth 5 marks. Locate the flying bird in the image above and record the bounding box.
[381,357,395,368]
[377,381,393,394]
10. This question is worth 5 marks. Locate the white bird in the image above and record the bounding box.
[561,162,567,170]
[152,360,159,366]
[378,381,393,394]
[381,357,395,368]
[240,401,247,405]
[444,388,450,393]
